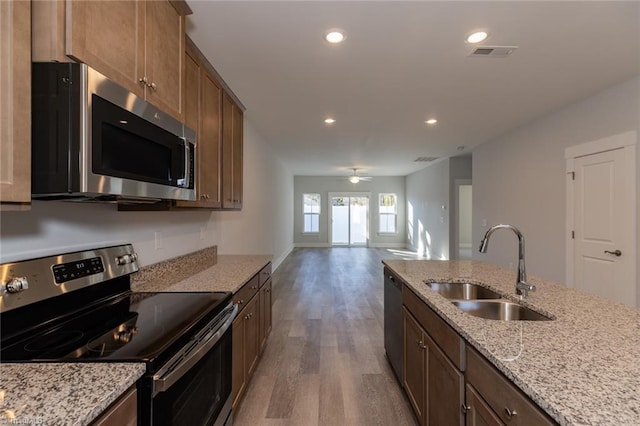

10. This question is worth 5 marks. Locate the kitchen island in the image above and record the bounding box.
[383,259,640,426]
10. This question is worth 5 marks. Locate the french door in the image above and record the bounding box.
[329,193,370,246]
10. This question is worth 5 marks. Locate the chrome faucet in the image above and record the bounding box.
[479,224,536,299]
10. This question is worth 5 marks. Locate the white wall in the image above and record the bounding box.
[215,120,294,269]
[0,119,295,270]
[473,76,640,284]
[406,159,450,258]
[293,176,406,247]
[458,185,472,246]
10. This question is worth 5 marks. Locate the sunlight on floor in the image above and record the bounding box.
[384,249,428,260]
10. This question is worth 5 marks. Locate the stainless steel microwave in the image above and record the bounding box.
[32,63,196,203]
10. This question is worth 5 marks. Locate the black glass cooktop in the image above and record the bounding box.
[0,291,231,369]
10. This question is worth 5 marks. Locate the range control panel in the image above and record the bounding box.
[52,257,104,284]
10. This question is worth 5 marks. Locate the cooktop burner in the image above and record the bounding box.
[1,291,232,368]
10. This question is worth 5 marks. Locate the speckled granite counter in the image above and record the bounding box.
[131,253,272,293]
[382,259,640,426]
[0,363,145,426]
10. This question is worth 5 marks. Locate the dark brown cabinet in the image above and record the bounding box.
[232,263,273,410]
[403,303,464,426]
[465,384,505,426]
[90,386,137,426]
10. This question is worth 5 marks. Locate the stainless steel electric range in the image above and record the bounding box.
[0,244,237,426]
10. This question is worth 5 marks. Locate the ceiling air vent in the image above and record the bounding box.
[414,157,439,162]
[469,45,518,57]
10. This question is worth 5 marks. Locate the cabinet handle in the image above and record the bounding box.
[389,275,395,282]
[266,288,270,293]
[416,339,426,349]
[237,299,244,305]
[250,286,257,290]
[138,76,149,86]
[150,82,157,91]
[504,407,518,419]
[461,404,471,414]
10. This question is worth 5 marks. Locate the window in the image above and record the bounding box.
[379,193,397,233]
[303,193,321,233]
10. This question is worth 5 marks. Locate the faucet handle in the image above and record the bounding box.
[516,281,536,298]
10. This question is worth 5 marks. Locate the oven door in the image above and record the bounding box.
[140,304,237,426]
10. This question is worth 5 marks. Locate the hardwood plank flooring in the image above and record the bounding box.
[234,247,420,426]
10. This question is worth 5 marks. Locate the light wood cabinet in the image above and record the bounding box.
[90,386,137,426]
[222,93,243,210]
[175,39,222,208]
[32,0,188,121]
[0,0,31,209]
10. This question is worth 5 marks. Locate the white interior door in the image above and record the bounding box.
[573,147,636,306]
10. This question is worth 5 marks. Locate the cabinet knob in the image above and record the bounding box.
[461,404,471,414]
[504,407,518,419]
[237,299,244,305]
[416,339,426,349]
[138,76,149,86]
[150,82,157,91]
[250,285,257,290]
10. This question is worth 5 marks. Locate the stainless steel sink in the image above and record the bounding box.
[426,282,503,300]
[451,300,552,321]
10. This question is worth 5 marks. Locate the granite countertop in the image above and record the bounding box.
[382,259,640,426]
[131,253,272,293]
[0,363,145,426]
[0,249,271,426]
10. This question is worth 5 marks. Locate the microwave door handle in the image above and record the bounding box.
[152,304,238,396]
[181,139,191,188]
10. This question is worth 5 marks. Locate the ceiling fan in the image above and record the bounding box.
[345,168,373,184]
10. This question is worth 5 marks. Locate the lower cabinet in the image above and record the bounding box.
[465,347,555,426]
[232,263,272,410]
[403,306,464,426]
[90,386,137,426]
[397,280,557,426]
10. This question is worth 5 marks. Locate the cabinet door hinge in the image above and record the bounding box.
[568,171,575,180]
[571,230,575,239]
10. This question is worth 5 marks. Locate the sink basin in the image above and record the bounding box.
[452,300,552,321]
[426,282,503,300]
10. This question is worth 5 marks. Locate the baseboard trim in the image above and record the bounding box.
[272,244,294,271]
[369,242,409,249]
[294,243,331,248]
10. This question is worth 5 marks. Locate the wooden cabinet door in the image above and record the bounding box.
[221,94,243,209]
[0,0,31,207]
[144,0,184,120]
[259,279,272,354]
[197,70,222,206]
[244,295,260,377]
[465,385,505,426]
[232,314,245,409]
[65,0,144,98]
[426,333,465,426]
[403,308,426,424]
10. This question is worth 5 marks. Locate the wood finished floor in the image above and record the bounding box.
[234,248,420,426]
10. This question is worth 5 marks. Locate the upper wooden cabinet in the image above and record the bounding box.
[0,0,31,209]
[32,0,188,121]
[175,39,222,209]
[222,93,243,210]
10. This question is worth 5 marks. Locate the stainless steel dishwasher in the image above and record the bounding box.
[384,267,403,384]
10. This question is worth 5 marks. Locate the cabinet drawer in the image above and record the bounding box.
[233,274,259,314]
[466,347,555,426]
[259,263,272,287]
[403,285,465,370]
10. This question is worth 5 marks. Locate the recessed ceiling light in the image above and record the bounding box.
[425,118,438,125]
[466,31,488,44]
[325,30,346,44]
[324,118,336,124]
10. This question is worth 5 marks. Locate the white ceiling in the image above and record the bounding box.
[186,1,640,177]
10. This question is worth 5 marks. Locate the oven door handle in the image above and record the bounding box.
[152,303,238,395]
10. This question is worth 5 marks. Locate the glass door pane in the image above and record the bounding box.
[331,197,349,245]
[350,197,369,245]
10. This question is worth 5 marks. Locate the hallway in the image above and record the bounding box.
[234,248,419,425]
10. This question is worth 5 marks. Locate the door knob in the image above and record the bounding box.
[604,250,622,257]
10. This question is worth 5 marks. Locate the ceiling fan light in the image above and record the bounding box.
[349,176,360,184]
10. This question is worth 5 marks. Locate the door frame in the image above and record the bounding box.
[564,131,637,296]
[453,179,472,260]
[328,192,371,247]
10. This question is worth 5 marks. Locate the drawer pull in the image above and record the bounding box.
[237,299,244,305]
[461,404,471,414]
[504,407,518,419]
[250,286,258,290]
